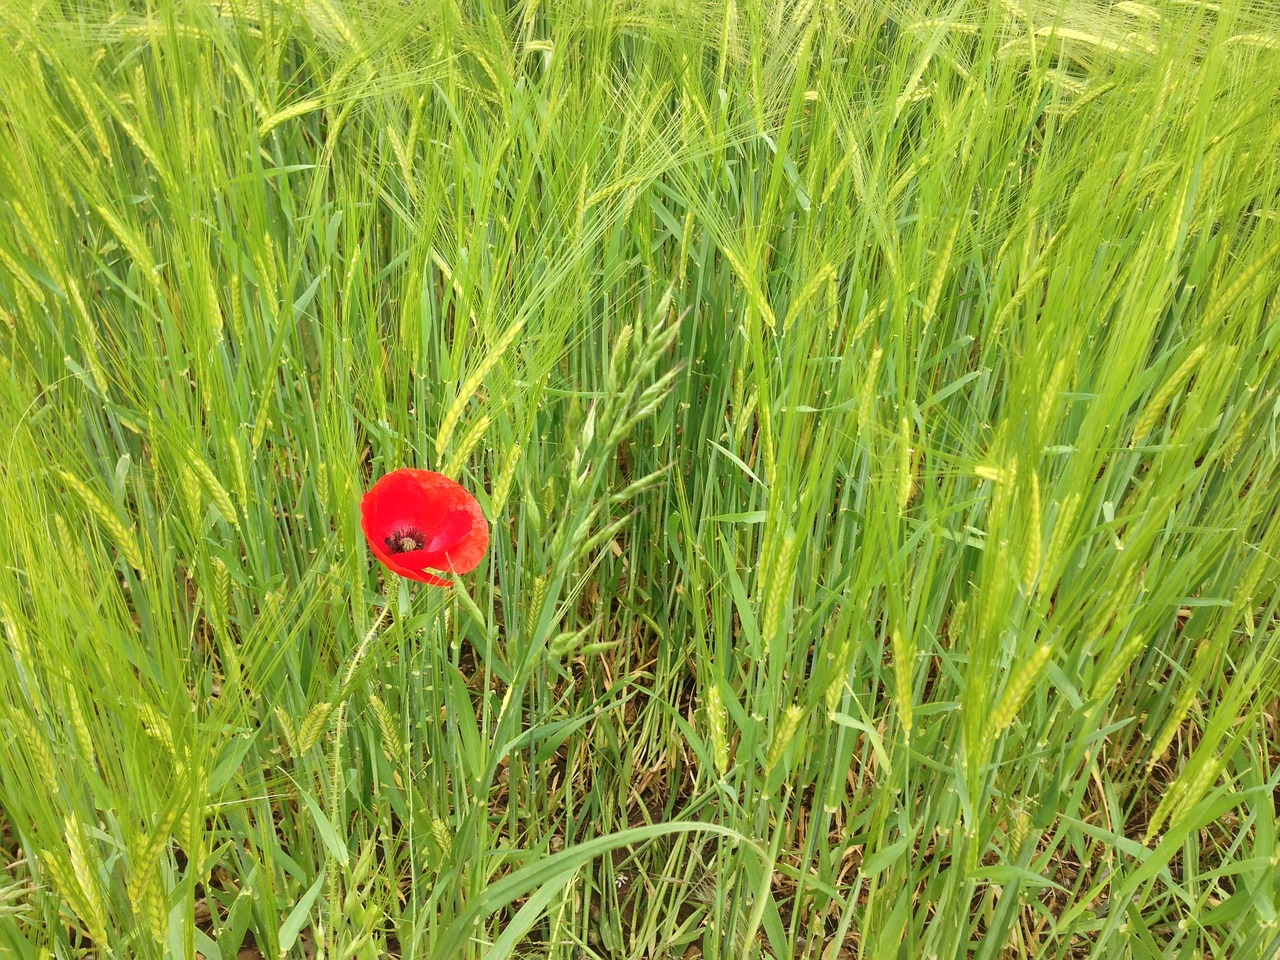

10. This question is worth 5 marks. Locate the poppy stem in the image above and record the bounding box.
[327,588,395,953]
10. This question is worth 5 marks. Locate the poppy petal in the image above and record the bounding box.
[402,471,488,572]
[360,468,489,587]
[365,539,449,585]
[360,470,433,540]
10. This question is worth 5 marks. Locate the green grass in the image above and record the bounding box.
[2,0,1279,956]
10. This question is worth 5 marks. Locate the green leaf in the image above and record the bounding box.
[278,871,326,954]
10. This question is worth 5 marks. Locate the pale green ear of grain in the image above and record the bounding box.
[2,0,1280,957]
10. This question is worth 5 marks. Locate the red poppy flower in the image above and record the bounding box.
[360,469,489,587]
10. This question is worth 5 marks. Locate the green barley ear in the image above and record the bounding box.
[10,200,55,274]
[59,469,144,572]
[1205,239,1280,322]
[369,695,401,761]
[1081,564,1140,657]
[126,809,177,945]
[66,689,95,766]
[1090,633,1148,701]
[1131,344,1206,444]
[491,442,521,513]
[441,412,492,478]
[54,515,84,579]
[314,461,329,515]
[64,814,109,945]
[38,849,76,918]
[1021,471,1042,594]
[973,463,1004,484]
[735,387,758,449]
[136,861,167,944]
[1039,359,1069,440]
[541,475,556,523]
[989,643,1053,736]
[228,432,250,512]
[179,798,202,873]
[923,217,961,329]
[188,449,239,527]
[9,708,58,794]
[1160,753,1227,842]
[891,627,915,744]
[431,818,454,861]
[705,682,730,778]
[857,346,883,438]
[782,262,837,333]
[549,620,597,658]
[527,575,549,631]
[1147,640,1213,770]
[896,415,915,513]
[435,317,526,459]
[41,845,106,945]
[1043,492,1081,581]
[204,275,223,336]
[760,529,797,648]
[180,464,203,522]
[1010,804,1033,855]
[763,705,805,797]
[250,390,272,451]
[210,557,231,630]
[138,705,175,757]
[824,636,853,715]
[0,250,44,304]
[607,322,634,391]
[609,464,673,506]
[1,602,32,677]
[1144,750,1224,845]
[274,706,298,757]
[297,701,334,754]
[226,269,245,339]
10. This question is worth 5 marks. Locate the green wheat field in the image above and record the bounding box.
[2,0,1280,957]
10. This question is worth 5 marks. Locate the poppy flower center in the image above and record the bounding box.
[385,529,426,554]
